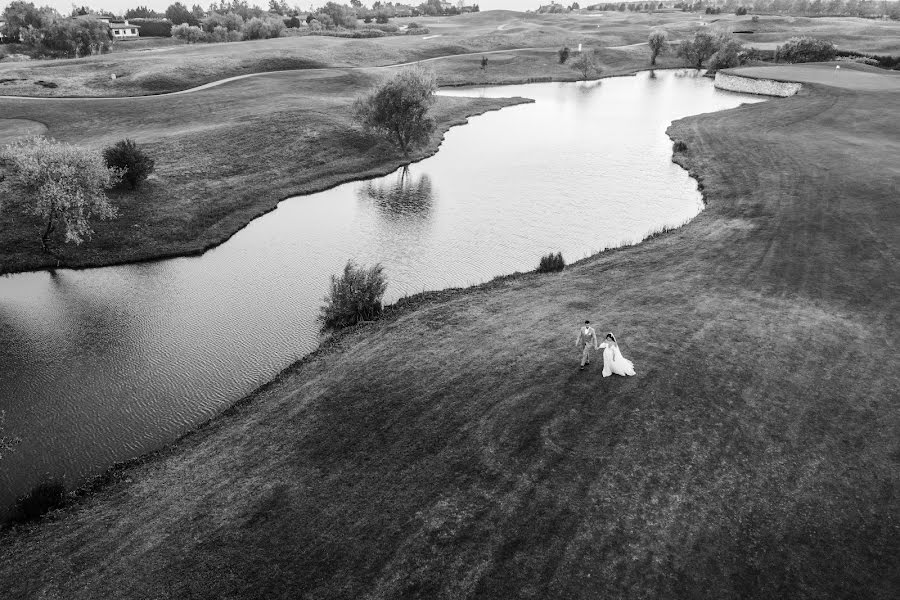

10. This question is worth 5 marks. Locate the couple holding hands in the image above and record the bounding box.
[576,320,636,377]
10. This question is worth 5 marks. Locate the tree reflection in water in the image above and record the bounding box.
[358,166,434,219]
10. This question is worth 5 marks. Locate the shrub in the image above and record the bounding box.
[480,55,488,70]
[673,140,687,152]
[17,480,67,520]
[736,6,748,15]
[171,23,205,43]
[537,252,565,273]
[751,15,759,22]
[376,12,389,23]
[103,138,155,190]
[407,21,420,29]
[558,46,570,64]
[319,260,387,331]
[242,16,284,40]
[775,37,837,63]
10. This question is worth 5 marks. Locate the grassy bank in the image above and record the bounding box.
[0,67,896,597]
[0,67,528,274]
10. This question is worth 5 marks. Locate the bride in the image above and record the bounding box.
[596,333,636,378]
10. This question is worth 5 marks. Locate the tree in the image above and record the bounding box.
[354,66,437,155]
[172,22,205,41]
[480,55,488,70]
[570,49,600,80]
[648,28,668,65]
[319,260,387,331]
[125,6,159,18]
[558,46,570,64]
[2,1,54,40]
[43,18,113,57]
[707,34,746,72]
[677,31,719,69]
[1,137,121,253]
[165,2,198,25]
[103,139,155,190]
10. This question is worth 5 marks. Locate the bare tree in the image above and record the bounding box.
[570,49,601,80]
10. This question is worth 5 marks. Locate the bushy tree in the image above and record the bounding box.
[172,22,205,42]
[648,29,668,66]
[165,2,199,25]
[1,137,121,252]
[775,36,837,62]
[707,34,746,72]
[202,10,244,32]
[319,260,388,330]
[677,31,719,69]
[43,17,113,57]
[320,1,356,28]
[241,15,284,39]
[1,1,53,41]
[103,139,155,190]
[354,66,437,155]
[125,6,160,18]
[570,49,600,80]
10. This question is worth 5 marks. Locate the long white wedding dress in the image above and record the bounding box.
[598,342,636,377]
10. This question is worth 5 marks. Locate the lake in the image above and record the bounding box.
[0,70,764,514]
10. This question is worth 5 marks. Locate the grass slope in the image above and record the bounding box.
[0,68,527,274]
[0,74,896,597]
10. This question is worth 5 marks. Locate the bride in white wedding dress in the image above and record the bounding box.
[596,333,636,378]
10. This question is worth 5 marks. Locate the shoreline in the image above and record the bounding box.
[0,65,686,277]
[0,90,758,523]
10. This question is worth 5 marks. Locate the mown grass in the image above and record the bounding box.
[0,67,896,598]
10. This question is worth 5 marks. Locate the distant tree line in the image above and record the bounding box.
[589,0,898,18]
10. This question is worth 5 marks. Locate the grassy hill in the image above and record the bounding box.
[0,65,896,598]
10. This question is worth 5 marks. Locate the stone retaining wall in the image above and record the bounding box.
[714,72,802,97]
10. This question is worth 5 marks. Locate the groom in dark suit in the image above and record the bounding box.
[576,320,598,371]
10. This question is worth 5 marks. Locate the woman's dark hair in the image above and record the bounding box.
[606,333,616,342]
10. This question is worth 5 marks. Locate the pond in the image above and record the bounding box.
[0,70,764,514]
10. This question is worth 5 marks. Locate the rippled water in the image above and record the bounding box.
[0,71,764,513]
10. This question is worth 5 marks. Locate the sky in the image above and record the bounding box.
[22,0,541,18]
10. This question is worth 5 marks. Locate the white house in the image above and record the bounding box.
[73,15,141,39]
[107,20,140,39]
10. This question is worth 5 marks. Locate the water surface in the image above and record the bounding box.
[0,71,764,512]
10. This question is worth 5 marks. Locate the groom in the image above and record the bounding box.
[576,320,598,370]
